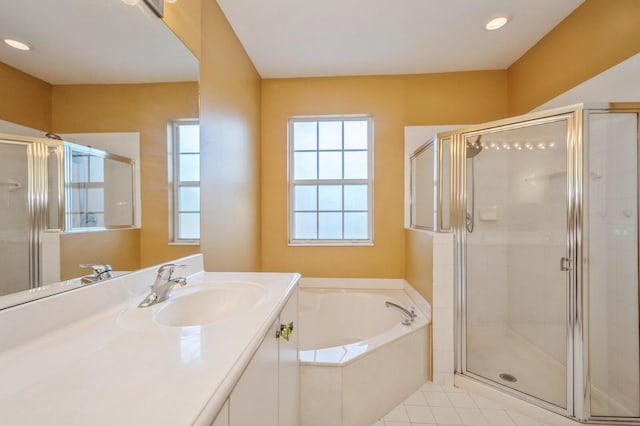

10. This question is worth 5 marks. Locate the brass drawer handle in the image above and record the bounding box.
[276,322,294,341]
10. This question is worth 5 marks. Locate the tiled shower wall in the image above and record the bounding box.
[467,128,568,364]
[588,112,639,416]
[0,142,30,296]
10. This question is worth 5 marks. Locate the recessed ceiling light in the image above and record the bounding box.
[3,39,31,51]
[485,16,509,31]
[121,0,139,5]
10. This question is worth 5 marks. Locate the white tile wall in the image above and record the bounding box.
[587,112,639,417]
[433,233,454,386]
[0,142,30,296]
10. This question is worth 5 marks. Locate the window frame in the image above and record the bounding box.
[288,115,374,246]
[168,118,200,245]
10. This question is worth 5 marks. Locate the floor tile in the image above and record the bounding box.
[455,407,490,426]
[379,381,555,426]
[506,409,543,426]
[441,384,467,394]
[404,390,428,406]
[384,404,410,422]
[420,381,444,392]
[431,406,464,425]
[446,392,477,408]
[470,394,504,409]
[480,409,516,425]
[424,391,453,407]
[405,405,437,423]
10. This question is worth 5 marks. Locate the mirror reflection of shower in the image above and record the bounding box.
[465,136,483,233]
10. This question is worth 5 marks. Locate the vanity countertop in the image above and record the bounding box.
[0,254,300,425]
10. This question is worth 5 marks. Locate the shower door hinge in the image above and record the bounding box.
[560,257,573,271]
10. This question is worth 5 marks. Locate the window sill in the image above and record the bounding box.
[288,241,374,247]
[168,241,200,246]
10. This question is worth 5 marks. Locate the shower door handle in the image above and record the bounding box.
[560,257,572,271]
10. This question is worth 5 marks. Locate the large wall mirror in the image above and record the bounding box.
[0,0,199,309]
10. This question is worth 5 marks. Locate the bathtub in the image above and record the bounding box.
[299,279,430,426]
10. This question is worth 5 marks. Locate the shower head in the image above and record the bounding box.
[466,136,483,158]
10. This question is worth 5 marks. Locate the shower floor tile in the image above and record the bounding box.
[373,380,548,426]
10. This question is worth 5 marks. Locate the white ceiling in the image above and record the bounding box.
[0,0,198,85]
[217,0,584,78]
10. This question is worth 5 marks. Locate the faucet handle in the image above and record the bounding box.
[156,263,186,279]
[80,263,113,278]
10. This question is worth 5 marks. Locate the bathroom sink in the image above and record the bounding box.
[153,282,268,327]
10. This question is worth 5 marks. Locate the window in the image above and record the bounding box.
[289,116,373,244]
[169,119,200,243]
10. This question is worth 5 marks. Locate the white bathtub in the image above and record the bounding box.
[299,279,430,426]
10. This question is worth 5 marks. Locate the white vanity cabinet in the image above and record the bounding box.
[213,288,299,426]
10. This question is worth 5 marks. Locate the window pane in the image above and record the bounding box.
[344,212,368,239]
[319,121,342,150]
[179,154,200,181]
[319,212,342,239]
[319,185,342,210]
[344,185,367,210]
[89,156,104,183]
[72,155,88,183]
[293,121,317,150]
[344,151,367,179]
[294,212,317,239]
[87,188,104,212]
[179,124,200,153]
[344,120,368,149]
[72,212,103,228]
[319,152,342,179]
[294,185,317,211]
[179,212,200,239]
[178,186,200,211]
[294,152,317,179]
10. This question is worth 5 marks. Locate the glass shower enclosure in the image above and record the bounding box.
[445,103,640,423]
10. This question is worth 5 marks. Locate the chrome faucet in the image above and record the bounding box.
[385,301,417,326]
[80,263,113,284]
[138,263,187,308]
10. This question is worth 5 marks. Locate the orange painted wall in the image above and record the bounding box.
[51,82,200,267]
[261,72,507,277]
[198,0,262,272]
[508,0,640,114]
[0,61,51,131]
[163,0,202,60]
[405,229,434,304]
[60,229,141,280]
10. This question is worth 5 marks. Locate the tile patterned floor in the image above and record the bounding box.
[372,381,549,426]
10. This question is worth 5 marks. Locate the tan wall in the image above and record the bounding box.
[51,82,200,267]
[60,229,141,280]
[163,0,202,60]
[508,0,640,115]
[261,72,507,277]
[0,62,51,131]
[404,229,434,304]
[198,0,262,272]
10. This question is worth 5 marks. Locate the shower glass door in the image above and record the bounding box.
[0,139,31,296]
[463,116,571,411]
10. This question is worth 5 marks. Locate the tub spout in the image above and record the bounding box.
[385,301,417,326]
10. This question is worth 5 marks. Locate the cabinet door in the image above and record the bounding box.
[229,320,279,426]
[279,288,299,426]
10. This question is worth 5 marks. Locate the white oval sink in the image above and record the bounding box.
[154,282,268,327]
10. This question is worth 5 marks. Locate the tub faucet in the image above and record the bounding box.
[138,263,187,308]
[385,301,417,326]
[80,263,113,284]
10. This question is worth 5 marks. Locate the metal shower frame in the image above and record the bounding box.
[436,103,640,424]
